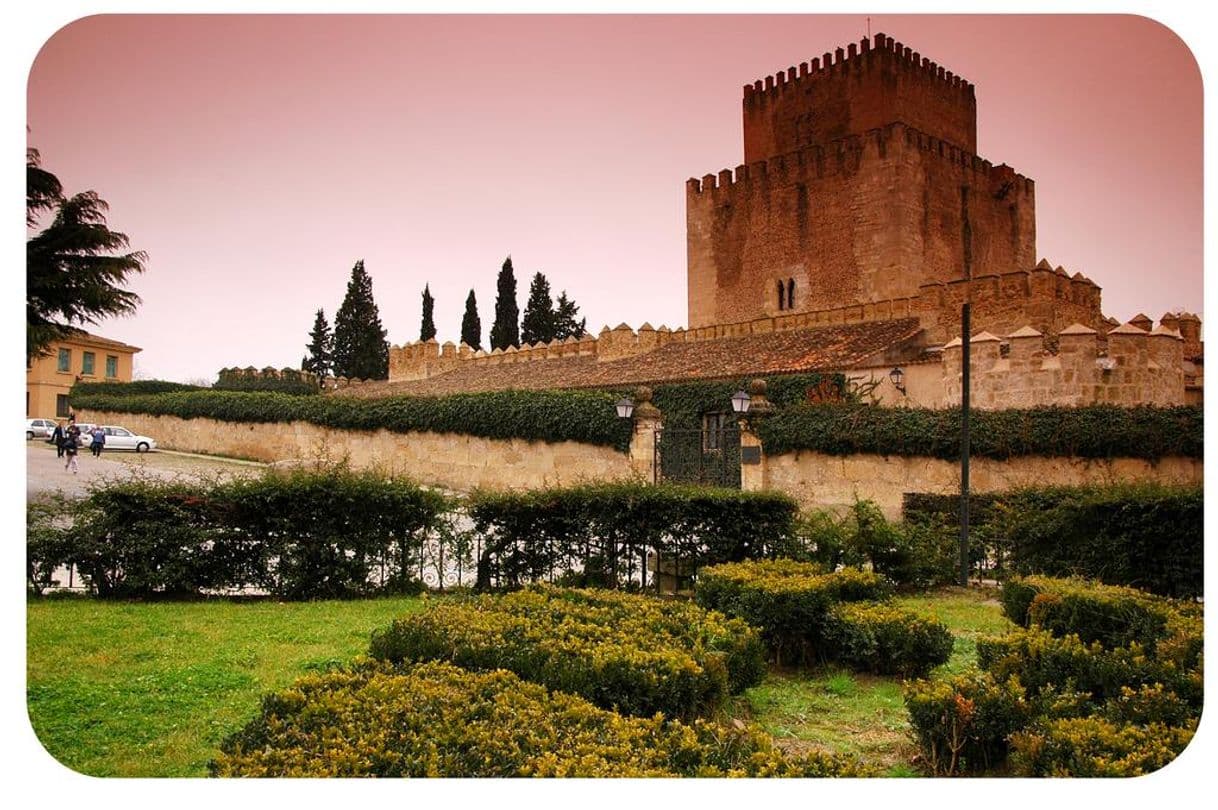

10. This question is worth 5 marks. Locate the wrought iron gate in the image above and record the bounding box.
[654,426,741,489]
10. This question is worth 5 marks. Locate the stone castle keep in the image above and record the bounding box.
[378,33,1201,407]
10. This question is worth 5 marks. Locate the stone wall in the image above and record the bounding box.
[764,450,1201,520]
[75,411,635,492]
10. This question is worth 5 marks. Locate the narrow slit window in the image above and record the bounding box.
[777,280,786,310]
[787,278,796,309]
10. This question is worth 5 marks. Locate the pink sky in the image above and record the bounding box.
[26,14,1203,383]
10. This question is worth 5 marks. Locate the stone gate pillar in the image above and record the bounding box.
[739,379,774,492]
[627,386,662,484]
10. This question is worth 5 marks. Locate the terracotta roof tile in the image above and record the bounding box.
[344,318,923,399]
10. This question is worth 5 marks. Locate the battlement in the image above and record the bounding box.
[216,366,372,391]
[687,122,1032,203]
[743,33,975,110]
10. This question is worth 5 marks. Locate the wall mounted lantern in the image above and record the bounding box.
[615,397,635,419]
[889,366,907,395]
[731,390,751,414]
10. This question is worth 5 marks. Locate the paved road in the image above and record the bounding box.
[26,441,266,500]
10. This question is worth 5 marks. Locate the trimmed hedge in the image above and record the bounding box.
[369,585,764,719]
[1009,717,1196,777]
[757,403,1202,460]
[903,671,1032,776]
[821,602,954,677]
[71,379,205,397]
[210,661,874,777]
[35,469,450,599]
[468,482,800,590]
[69,387,634,451]
[904,484,1203,598]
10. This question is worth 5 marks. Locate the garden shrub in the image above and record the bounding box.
[903,671,1033,776]
[369,585,764,719]
[468,482,799,590]
[210,661,874,777]
[1008,716,1196,777]
[695,560,893,666]
[71,379,204,397]
[26,493,78,595]
[821,602,954,677]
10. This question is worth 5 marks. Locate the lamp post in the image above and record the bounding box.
[615,397,635,420]
[889,366,906,396]
[731,389,751,415]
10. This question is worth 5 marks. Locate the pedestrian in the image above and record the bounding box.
[89,425,107,457]
[63,426,80,474]
[49,420,66,458]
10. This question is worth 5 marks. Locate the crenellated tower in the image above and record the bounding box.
[687,33,1068,334]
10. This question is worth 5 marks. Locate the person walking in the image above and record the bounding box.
[89,425,106,457]
[49,420,66,458]
[63,425,80,474]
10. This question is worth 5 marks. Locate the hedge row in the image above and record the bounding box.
[903,484,1203,598]
[467,482,800,590]
[71,379,204,396]
[694,560,951,676]
[370,586,765,719]
[904,576,1202,776]
[28,470,450,599]
[68,387,634,450]
[210,661,873,777]
[756,403,1202,460]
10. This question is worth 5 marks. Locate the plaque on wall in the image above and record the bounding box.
[741,446,761,465]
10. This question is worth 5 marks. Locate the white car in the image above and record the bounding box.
[97,425,157,453]
[26,418,57,440]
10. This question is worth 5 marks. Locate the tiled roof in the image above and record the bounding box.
[59,329,142,353]
[343,318,924,399]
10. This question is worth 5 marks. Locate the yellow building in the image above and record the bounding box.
[26,331,141,419]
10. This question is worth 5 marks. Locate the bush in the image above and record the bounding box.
[71,379,204,397]
[369,585,765,719]
[210,661,873,777]
[905,484,1203,598]
[1009,716,1196,777]
[695,560,892,666]
[1000,575,1178,652]
[27,494,78,595]
[60,469,451,599]
[821,602,954,677]
[468,482,799,590]
[903,671,1032,776]
[757,403,1202,461]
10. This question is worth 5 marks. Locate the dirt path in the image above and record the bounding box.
[26,442,266,500]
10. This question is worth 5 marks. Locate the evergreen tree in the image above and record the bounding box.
[489,255,519,350]
[460,289,482,350]
[419,284,437,341]
[302,308,333,378]
[520,272,557,345]
[553,291,587,340]
[331,260,389,380]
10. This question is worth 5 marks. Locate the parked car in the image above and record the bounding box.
[26,418,57,440]
[99,425,157,453]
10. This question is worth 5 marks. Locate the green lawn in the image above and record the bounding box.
[26,595,424,777]
[27,586,1010,778]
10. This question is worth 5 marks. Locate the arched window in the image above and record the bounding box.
[787,278,796,309]
[777,280,786,311]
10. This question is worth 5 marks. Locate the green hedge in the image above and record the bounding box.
[757,403,1201,460]
[71,379,204,397]
[69,388,634,451]
[369,585,764,719]
[903,671,1032,776]
[467,482,800,590]
[32,469,450,599]
[906,485,1203,598]
[694,560,899,667]
[821,602,954,677]
[1009,717,1196,777]
[210,661,873,777]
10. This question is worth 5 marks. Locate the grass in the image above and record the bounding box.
[26,585,1012,778]
[26,595,424,777]
[722,585,1013,775]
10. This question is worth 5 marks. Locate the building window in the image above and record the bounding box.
[82,351,96,376]
[702,412,729,452]
[777,280,786,311]
[57,348,70,372]
[787,278,795,309]
[106,355,118,378]
[56,394,70,418]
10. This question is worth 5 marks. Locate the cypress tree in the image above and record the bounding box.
[302,308,333,379]
[331,260,389,380]
[520,272,557,345]
[489,256,519,350]
[553,291,587,340]
[460,289,482,350]
[419,284,437,341]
